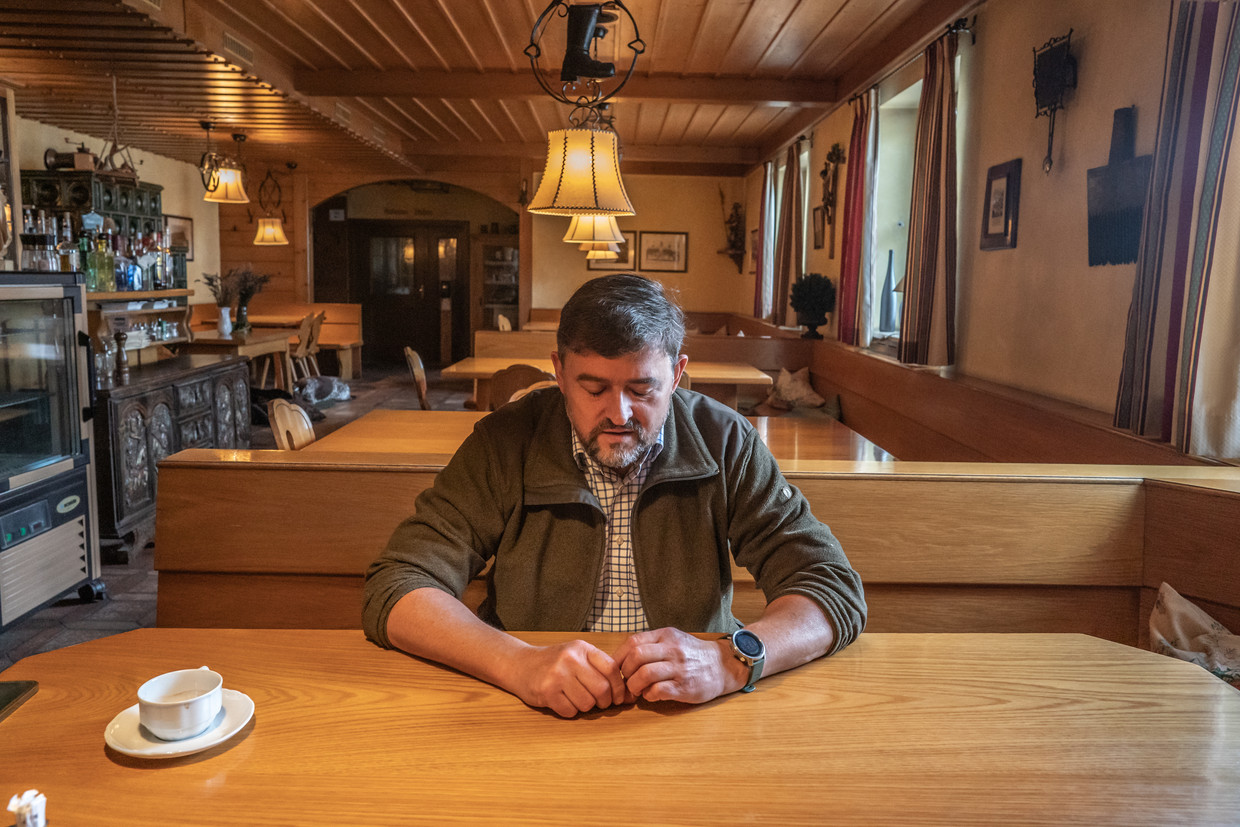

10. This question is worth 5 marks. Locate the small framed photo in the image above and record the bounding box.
[164,214,195,260]
[638,231,688,273]
[980,159,1021,250]
[586,230,636,271]
[812,206,826,250]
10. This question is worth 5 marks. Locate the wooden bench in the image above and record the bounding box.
[153,449,1240,646]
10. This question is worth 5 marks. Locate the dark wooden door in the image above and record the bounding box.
[349,220,468,367]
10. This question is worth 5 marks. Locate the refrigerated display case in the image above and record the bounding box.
[0,270,102,629]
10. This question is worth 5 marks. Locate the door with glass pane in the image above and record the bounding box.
[352,221,469,367]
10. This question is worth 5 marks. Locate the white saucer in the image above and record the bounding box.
[104,688,254,759]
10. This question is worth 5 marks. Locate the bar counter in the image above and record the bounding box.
[2,629,1238,825]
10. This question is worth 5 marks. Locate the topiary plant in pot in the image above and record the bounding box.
[789,272,837,339]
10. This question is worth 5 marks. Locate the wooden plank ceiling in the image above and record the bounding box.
[0,0,971,179]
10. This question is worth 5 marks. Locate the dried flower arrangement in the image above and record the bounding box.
[202,272,237,307]
[230,266,271,309]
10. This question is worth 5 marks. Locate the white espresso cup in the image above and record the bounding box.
[137,667,224,741]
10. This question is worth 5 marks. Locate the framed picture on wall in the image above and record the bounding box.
[638,231,688,273]
[812,206,826,250]
[586,230,636,270]
[980,159,1021,250]
[164,214,194,260]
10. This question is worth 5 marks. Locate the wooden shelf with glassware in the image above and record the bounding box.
[86,288,194,362]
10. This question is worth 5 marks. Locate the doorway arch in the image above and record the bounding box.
[311,179,519,368]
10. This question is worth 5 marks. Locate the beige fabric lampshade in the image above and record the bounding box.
[578,241,621,252]
[253,216,289,245]
[204,165,249,204]
[585,247,620,260]
[529,128,634,216]
[563,214,624,244]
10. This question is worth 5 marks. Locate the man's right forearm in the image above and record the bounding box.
[385,587,531,691]
[384,587,628,717]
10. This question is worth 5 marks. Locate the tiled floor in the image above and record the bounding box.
[0,365,473,672]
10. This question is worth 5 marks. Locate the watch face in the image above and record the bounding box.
[734,630,763,658]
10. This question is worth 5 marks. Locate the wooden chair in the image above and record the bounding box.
[305,311,326,377]
[508,379,558,403]
[488,364,554,411]
[267,399,316,450]
[403,346,432,411]
[287,312,317,382]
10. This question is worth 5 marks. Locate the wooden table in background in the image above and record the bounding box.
[305,409,893,462]
[2,629,1237,825]
[182,329,294,390]
[441,356,773,410]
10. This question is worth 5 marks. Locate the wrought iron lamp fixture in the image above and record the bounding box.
[525,1,644,220]
[199,122,250,203]
[252,163,295,246]
[1034,30,1077,174]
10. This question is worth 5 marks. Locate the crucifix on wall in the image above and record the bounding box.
[821,143,846,258]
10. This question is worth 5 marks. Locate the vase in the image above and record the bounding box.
[217,306,233,337]
[234,302,249,334]
[797,311,827,340]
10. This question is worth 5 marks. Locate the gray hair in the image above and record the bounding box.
[556,273,685,362]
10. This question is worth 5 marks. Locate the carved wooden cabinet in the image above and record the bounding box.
[94,354,250,560]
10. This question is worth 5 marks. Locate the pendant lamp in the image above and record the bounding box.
[525,2,646,218]
[562,214,624,244]
[528,128,633,216]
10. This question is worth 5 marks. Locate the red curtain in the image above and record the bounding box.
[837,94,871,346]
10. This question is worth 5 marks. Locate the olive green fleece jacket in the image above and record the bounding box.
[362,387,867,650]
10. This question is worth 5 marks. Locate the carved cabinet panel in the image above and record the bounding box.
[94,356,250,548]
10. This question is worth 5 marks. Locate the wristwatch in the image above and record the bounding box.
[722,628,766,693]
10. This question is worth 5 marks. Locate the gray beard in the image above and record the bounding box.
[586,418,654,473]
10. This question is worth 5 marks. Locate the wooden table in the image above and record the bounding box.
[2,630,1237,825]
[441,356,773,410]
[305,409,894,462]
[183,329,294,390]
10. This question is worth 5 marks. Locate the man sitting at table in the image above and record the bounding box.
[363,273,866,717]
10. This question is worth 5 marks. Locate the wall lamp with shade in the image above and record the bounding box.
[524,2,644,219]
[199,122,249,203]
[251,163,295,246]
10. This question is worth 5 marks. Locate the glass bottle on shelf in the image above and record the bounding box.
[57,212,80,273]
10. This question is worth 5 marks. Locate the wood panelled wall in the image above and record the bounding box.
[809,340,1210,466]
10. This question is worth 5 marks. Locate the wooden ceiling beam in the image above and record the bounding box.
[400,139,760,166]
[294,69,839,106]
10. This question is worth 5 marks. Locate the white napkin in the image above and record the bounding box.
[7,789,47,827]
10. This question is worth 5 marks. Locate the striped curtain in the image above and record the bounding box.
[899,32,959,366]
[838,90,878,346]
[771,142,805,326]
[1115,1,1240,459]
[753,161,774,318]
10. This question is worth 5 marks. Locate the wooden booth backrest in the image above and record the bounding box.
[474,329,811,374]
[809,340,1210,466]
[154,450,1240,648]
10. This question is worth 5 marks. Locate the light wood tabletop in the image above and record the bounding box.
[2,630,1237,826]
[442,356,773,409]
[183,328,293,390]
[304,409,893,462]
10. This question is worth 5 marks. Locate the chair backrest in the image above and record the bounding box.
[508,379,558,404]
[403,346,432,411]
[289,313,317,360]
[496,313,513,332]
[488,363,554,411]
[267,399,316,450]
[306,311,327,355]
